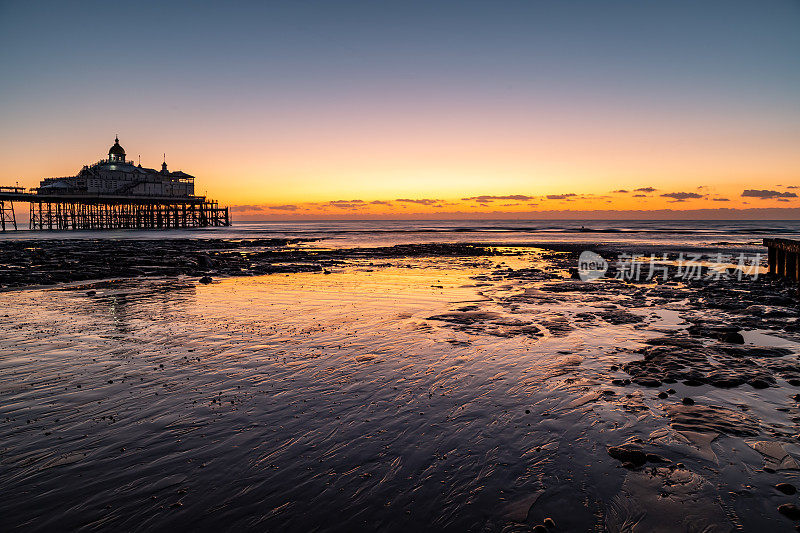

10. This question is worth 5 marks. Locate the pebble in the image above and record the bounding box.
[657,392,668,399]
[198,276,213,284]
[543,517,556,528]
[682,397,695,405]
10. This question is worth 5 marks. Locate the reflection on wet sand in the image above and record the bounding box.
[2,250,800,531]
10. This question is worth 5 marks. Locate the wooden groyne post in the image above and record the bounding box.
[764,238,800,281]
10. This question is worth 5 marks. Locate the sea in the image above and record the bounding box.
[1,219,799,252]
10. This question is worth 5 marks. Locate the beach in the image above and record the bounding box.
[2,224,800,531]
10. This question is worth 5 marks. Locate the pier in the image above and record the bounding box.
[0,189,229,231]
[764,238,800,282]
[0,137,230,231]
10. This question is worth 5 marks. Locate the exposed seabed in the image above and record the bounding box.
[2,243,800,532]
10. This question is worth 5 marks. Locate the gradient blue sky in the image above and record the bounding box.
[1,0,798,215]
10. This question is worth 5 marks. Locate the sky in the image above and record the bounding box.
[1,0,799,219]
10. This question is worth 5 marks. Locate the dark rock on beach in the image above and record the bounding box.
[779,503,800,520]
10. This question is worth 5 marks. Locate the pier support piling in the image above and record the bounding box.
[25,199,229,231]
[0,199,17,231]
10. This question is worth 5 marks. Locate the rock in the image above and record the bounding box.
[748,378,770,389]
[658,392,668,399]
[197,254,214,269]
[633,376,661,387]
[707,372,746,388]
[682,397,695,405]
[750,441,800,470]
[86,290,96,296]
[543,518,556,528]
[198,276,213,284]
[721,331,745,344]
[779,503,800,520]
[533,526,547,533]
[607,444,647,466]
[776,483,797,495]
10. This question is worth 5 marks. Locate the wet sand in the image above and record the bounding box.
[2,243,800,531]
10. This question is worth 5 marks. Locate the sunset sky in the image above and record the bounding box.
[1,1,799,219]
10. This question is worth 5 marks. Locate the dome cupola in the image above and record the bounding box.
[108,135,126,162]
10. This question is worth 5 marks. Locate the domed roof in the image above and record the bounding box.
[108,135,126,156]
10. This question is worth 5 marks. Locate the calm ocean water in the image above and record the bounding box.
[1,219,798,251]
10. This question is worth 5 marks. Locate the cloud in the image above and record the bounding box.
[268,204,300,211]
[369,200,392,206]
[778,198,791,202]
[546,193,577,200]
[635,187,657,193]
[461,194,535,203]
[231,204,267,212]
[787,186,798,189]
[660,192,704,200]
[712,198,730,202]
[613,189,629,194]
[741,189,798,199]
[395,198,441,206]
[328,199,366,209]
[632,194,647,198]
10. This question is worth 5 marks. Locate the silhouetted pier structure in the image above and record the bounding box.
[0,189,229,231]
[0,136,230,231]
[764,238,800,282]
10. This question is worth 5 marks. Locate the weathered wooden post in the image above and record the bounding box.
[765,238,800,283]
